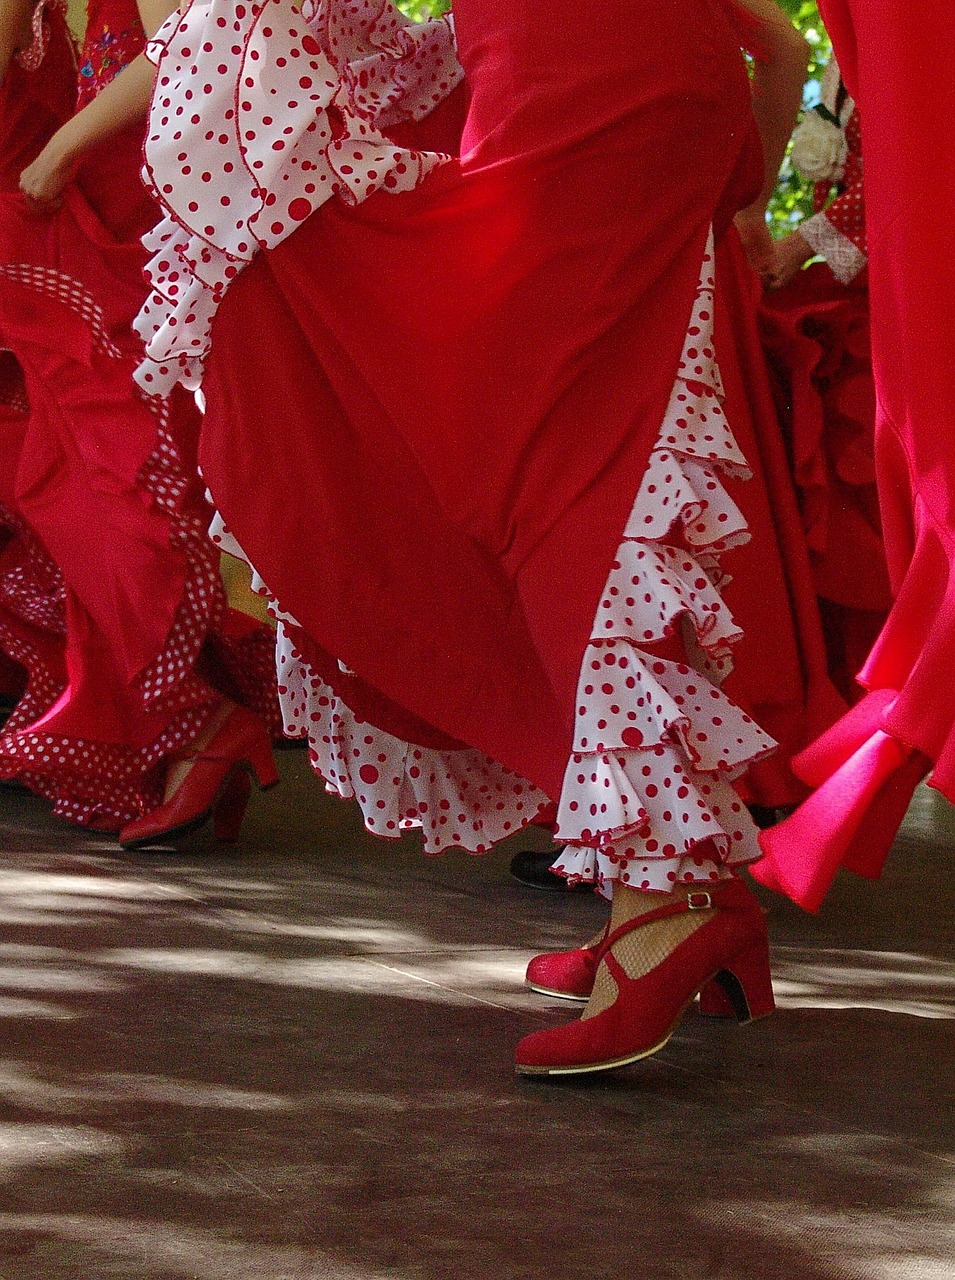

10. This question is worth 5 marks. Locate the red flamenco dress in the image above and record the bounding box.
[135,0,786,893]
[713,226,846,806]
[759,60,890,703]
[0,0,279,830]
[0,1,76,731]
[757,0,955,910]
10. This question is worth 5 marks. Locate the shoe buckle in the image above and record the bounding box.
[686,891,713,911]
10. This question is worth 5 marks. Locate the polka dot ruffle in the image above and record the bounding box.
[0,360,252,830]
[0,389,226,828]
[0,497,66,736]
[133,0,461,396]
[0,266,122,361]
[278,623,550,854]
[315,0,464,131]
[554,234,775,891]
[207,515,552,854]
[206,233,775,880]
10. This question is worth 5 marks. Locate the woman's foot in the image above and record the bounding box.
[118,701,279,849]
[515,879,774,1076]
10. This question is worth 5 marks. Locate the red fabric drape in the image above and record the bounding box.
[757,0,955,908]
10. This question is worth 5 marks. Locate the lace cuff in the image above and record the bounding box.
[800,212,867,286]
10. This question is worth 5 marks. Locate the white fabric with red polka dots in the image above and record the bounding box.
[134,0,461,395]
[278,622,551,853]
[553,234,774,890]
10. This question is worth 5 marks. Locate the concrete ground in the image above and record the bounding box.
[0,749,951,1280]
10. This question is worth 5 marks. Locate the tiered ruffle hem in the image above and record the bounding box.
[211,235,775,889]
[0,493,66,735]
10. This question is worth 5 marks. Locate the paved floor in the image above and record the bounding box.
[0,750,951,1280]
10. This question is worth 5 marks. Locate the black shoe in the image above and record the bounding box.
[509,848,592,892]
[746,804,797,830]
[0,775,30,794]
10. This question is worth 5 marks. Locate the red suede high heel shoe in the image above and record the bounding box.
[118,705,279,849]
[515,879,774,1076]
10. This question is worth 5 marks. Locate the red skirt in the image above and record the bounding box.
[137,0,797,887]
[760,262,889,701]
[715,236,847,804]
[0,114,279,827]
[0,2,74,742]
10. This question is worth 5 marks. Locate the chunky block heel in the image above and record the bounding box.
[249,737,280,789]
[213,769,252,843]
[708,939,776,1023]
[697,979,736,1019]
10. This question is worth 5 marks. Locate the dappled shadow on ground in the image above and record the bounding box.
[0,762,951,1280]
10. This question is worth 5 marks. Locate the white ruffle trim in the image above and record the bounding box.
[553,233,774,890]
[208,517,552,854]
[208,230,775,886]
[133,0,462,396]
[276,625,552,852]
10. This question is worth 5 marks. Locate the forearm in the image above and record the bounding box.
[39,53,157,170]
[735,0,810,217]
[47,0,181,167]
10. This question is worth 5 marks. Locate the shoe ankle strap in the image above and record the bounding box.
[596,879,747,961]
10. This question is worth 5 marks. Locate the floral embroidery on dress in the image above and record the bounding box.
[76,23,143,107]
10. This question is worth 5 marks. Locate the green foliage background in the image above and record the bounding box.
[396,0,830,231]
[770,1,831,230]
[398,0,449,19]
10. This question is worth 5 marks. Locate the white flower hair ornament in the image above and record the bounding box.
[790,104,849,185]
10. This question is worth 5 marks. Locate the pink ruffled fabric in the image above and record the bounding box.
[755,689,930,911]
[210,234,776,885]
[133,0,462,395]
